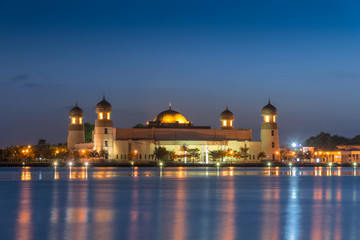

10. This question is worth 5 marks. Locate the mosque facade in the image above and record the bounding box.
[67,97,280,162]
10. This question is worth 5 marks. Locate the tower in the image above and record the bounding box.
[260,99,280,161]
[93,95,114,159]
[220,105,235,129]
[67,102,85,150]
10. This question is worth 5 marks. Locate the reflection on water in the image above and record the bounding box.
[2,167,360,239]
[15,180,32,240]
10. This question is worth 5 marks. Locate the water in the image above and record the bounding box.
[1,166,360,240]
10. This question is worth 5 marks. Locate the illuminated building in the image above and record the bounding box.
[67,102,85,150]
[67,97,280,162]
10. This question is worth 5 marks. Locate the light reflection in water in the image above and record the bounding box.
[172,180,187,240]
[9,167,360,239]
[285,177,300,240]
[15,180,32,240]
[261,181,280,240]
[220,179,235,239]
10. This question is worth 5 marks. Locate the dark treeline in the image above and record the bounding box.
[304,132,360,150]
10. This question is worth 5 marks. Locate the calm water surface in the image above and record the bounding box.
[1,166,360,240]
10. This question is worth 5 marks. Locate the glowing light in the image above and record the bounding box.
[289,163,292,167]
[265,116,270,122]
[329,162,333,167]
[292,143,296,148]
[54,162,58,167]
[353,162,357,167]
[79,118,83,124]
[275,151,279,155]
[223,120,227,126]
[72,118,76,124]
[107,112,110,119]
[27,145,31,148]
[84,162,89,167]
[267,162,271,167]
[159,162,163,167]
[216,162,220,167]
[99,113,103,120]
[69,162,73,167]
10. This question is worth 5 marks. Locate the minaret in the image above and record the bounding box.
[260,99,280,161]
[220,105,235,129]
[93,95,114,159]
[67,101,85,150]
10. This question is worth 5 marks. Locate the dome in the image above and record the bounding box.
[262,99,277,115]
[220,106,234,120]
[96,95,112,111]
[153,104,189,124]
[69,102,83,117]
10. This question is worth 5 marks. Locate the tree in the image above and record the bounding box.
[280,145,293,161]
[90,150,99,158]
[240,145,250,160]
[257,151,266,160]
[99,149,109,159]
[84,122,95,143]
[304,132,348,150]
[153,146,169,161]
[209,150,226,161]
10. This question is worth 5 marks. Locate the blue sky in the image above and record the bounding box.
[1,0,360,147]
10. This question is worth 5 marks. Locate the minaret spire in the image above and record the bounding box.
[169,102,172,110]
[226,105,228,110]
[75,100,78,107]
[268,97,271,104]
[103,93,106,101]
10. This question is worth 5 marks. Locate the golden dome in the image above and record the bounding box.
[153,103,189,124]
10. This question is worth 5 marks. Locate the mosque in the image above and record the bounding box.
[67,96,280,162]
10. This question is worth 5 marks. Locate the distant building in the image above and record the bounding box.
[337,142,360,164]
[67,97,280,162]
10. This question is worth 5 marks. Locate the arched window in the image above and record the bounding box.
[271,130,274,136]
[105,128,108,134]
[105,140,108,147]
[272,142,274,148]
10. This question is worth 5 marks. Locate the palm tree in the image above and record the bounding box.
[257,151,266,160]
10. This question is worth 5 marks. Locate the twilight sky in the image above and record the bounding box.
[1,0,360,147]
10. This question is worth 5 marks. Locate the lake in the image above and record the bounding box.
[0,166,359,240]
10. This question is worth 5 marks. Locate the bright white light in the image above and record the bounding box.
[54,162,58,166]
[84,162,88,167]
[292,143,296,148]
[69,162,73,167]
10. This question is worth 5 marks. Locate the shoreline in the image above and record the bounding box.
[0,162,350,168]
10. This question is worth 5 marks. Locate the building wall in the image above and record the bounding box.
[115,128,252,141]
[67,124,85,150]
[112,138,262,162]
[260,123,280,161]
[93,120,114,159]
